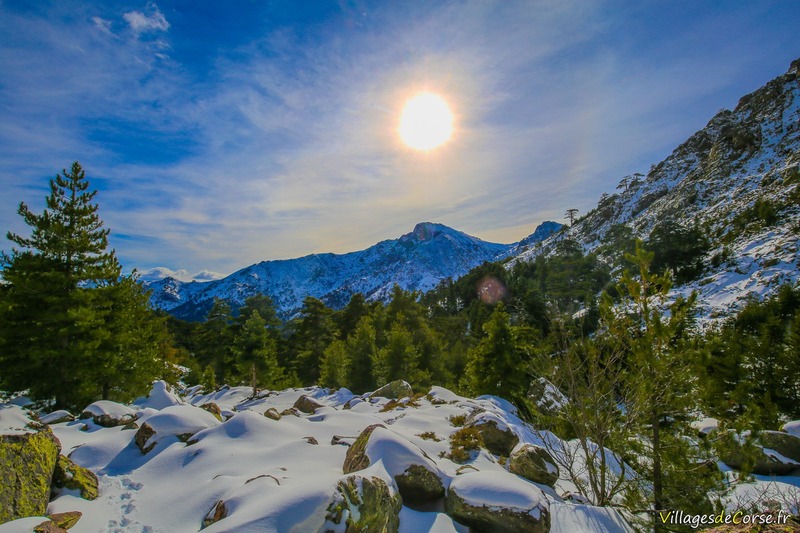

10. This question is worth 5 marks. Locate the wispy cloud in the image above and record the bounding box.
[1,1,799,276]
[123,2,169,35]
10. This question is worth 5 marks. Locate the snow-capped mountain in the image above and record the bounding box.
[146,221,561,320]
[513,58,800,321]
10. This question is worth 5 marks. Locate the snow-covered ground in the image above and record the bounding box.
[3,382,635,533]
[4,380,800,531]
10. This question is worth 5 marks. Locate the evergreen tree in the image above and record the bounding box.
[231,310,284,396]
[614,242,719,527]
[197,298,234,384]
[291,296,336,384]
[319,339,350,389]
[372,317,427,388]
[0,162,164,410]
[334,292,371,340]
[344,315,378,393]
[89,275,170,401]
[461,302,533,402]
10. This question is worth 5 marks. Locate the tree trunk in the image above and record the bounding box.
[652,410,663,532]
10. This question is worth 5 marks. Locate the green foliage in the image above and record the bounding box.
[700,285,800,425]
[447,414,467,427]
[0,162,166,411]
[461,303,540,403]
[372,318,428,388]
[447,427,483,463]
[646,220,709,284]
[344,315,378,393]
[196,298,234,384]
[725,197,781,243]
[231,310,286,396]
[289,296,336,384]
[615,242,720,522]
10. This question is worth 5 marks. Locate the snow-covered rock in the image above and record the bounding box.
[445,470,550,532]
[133,380,184,410]
[79,400,137,427]
[133,404,222,454]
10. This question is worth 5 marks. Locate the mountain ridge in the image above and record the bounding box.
[511,58,800,322]
[146,220,562,319]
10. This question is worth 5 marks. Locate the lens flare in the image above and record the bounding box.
[477,276,507,305]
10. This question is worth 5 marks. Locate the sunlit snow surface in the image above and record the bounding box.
[2,381,637,533]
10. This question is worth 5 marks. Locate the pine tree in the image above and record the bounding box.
[461,302,532,401]
[231,310,284,397]
[615,242,719,528]
[319,339,349,389]
[197,298,234,384]
[291,296,336,384]
[372,317,427,388]
[344,315,378,393]
[0,162,164,410]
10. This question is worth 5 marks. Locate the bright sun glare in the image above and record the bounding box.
[398,92,454,151]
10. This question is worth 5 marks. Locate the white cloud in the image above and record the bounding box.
[123,3,169,35]
[91,16,114,36]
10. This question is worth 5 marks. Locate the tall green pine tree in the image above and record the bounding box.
[0,162,165,410]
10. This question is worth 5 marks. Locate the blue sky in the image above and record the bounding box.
[1,1,799,280]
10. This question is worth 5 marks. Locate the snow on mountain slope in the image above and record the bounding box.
[513,58,800,322]
[146,222,560,320]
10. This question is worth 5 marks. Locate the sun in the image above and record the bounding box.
[398,92,454,151]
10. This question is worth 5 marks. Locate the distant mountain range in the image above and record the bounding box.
[148,58,800,323]
[145,221,562,320]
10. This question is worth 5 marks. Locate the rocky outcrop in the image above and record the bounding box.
[465,412,519,456]
[720,430,800,475]
[34,511,82,532]
[321,474,402,532]
[0,414,61,523]
[509,444,559,487]
[343,424,384,474]
[40,411,75,426]
[293,395,324,414]
[52,455,99,500]
[264,407,281,421]
[202,500,227,529]
[133,405,221,455]
[370,380,413,400]
[343,424,444,508]
[79,401,137,428]
[199,403,223,422]
[445,471,550,533]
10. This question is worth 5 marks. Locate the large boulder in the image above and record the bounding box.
[343,424,445,507]
[0,406,61,523]
[445,471,550,533]
[719,430,800,475]
[34,511,82,532]
[293,395,324,414]
[134,405,221,454]
[369,380,413,400]
[39,411,75,426]
[509,444,559,487]
[343,424,384,474]
[79,401,137,428]
[465,411,519,457]
[760,431,800,463]
[52,455,98,500]
[320,473,402,532]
